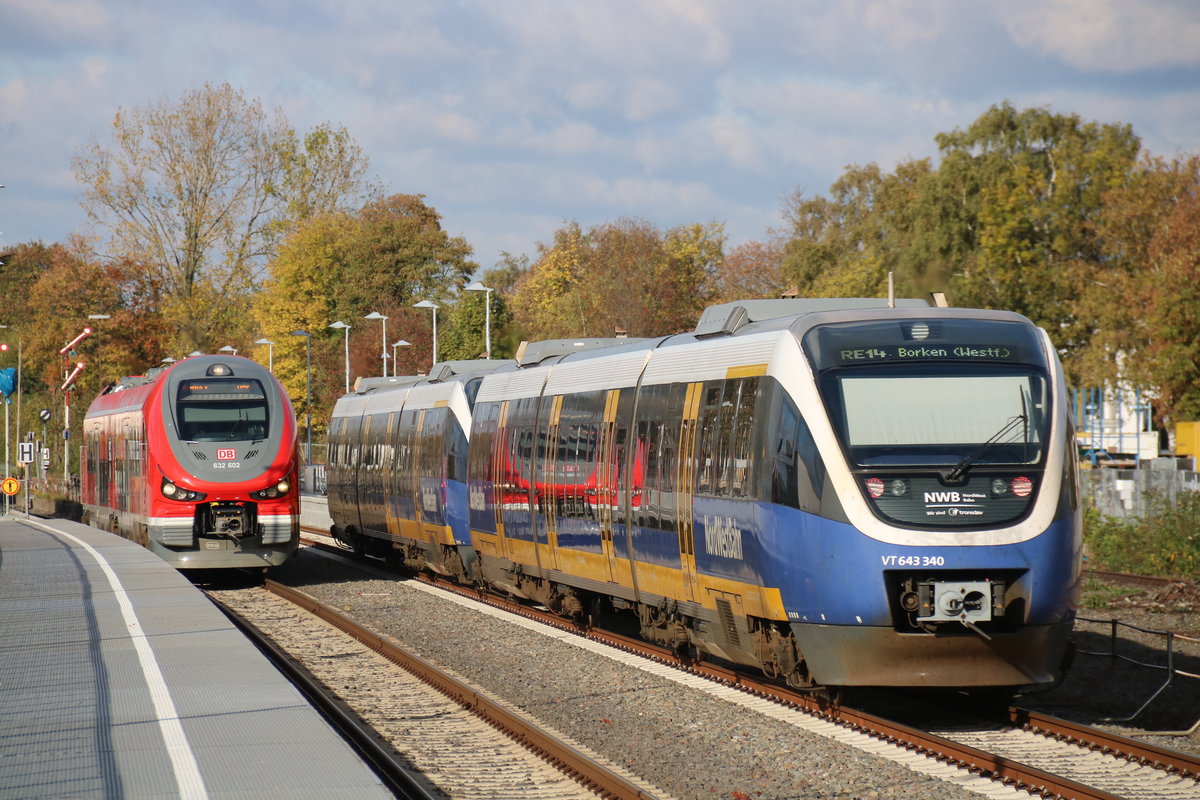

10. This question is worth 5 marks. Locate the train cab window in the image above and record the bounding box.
[176,379,269,442]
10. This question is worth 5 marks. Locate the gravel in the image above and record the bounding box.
[271,549,999,800]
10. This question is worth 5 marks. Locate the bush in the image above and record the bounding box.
[1083,490,1200,578]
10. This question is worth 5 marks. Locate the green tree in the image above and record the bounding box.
[342,194,476,311]
[778,102,1143,386]
[781,161,935,299]
[933,102,1141,372]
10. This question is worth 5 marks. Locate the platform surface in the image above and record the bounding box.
[0,515,392,799]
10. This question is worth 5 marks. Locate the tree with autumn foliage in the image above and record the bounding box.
[252,194,478,439]
[0,239,170,473]
[508,218,724,340]
[1075,155,1200,425]
[72,82,374,354]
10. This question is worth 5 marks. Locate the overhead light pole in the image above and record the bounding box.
[218,345,238,356]
[254,338,274,372]
[328,321,351,393]
[464,281,493,359]
[413,300,438,369]
[289,330,312,463]
[363,312,389,377]
[391,339,411,375]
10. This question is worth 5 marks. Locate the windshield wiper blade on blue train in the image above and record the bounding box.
[942,391,1029,484]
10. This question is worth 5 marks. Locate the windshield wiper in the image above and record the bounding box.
[942,392,1029,484]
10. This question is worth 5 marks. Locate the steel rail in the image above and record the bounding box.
[263,578,656,800]
[1011,707,1200,779]
[207,592,438,800]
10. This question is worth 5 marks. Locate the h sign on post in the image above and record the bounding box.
[18,442,35,464]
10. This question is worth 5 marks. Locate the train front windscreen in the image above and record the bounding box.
[176,379,270,442]
[803,318,1052,528]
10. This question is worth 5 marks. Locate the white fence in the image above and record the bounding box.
[1083,465,1200,519]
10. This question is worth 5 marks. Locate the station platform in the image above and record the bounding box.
[0,514,393,799]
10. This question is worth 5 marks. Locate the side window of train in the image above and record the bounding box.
[770,388,825,512]
[464,377,483,409]
[470,401,499,482]
[730,377,759,498]
[772,396,800,507]
[695,377,758,499]
[696,382,723,494]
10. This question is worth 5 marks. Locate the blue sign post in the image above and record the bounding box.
[1,367,15,516]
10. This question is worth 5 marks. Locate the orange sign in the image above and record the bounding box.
[1,477,19,496]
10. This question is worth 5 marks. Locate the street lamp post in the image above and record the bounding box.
[289,330,312,463]
[464,281,493,359]
[413,300,438,369]
[328,321,351,393]
[363,312,389,377]
[218,345,238,356]
[254,338,275,372]
[391,339,411,375]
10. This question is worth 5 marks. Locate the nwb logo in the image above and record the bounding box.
[924,491,961,503]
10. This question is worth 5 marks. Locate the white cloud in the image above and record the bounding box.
[2,0,1200,270]
[1001,0,1200,72]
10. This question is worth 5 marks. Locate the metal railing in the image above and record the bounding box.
[1075,614,1200,729]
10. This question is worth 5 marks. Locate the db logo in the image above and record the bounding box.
[216,448,236,461]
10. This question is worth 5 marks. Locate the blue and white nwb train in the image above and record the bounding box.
[327,298,1081,690]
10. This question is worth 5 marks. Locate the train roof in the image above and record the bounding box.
[353,358,511,394]
[495,297,936,371]
[693,297,929,339]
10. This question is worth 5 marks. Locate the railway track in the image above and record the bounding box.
[296,531,1200,800]
[203,568,662,800]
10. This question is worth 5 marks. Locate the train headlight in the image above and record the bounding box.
[250,479,291,500]
[160,478,207,502]
[990,478,1009,496]
[888,479,908,497]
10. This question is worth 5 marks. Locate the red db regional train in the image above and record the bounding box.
[328,298,1082,692]
[81,354,300,569]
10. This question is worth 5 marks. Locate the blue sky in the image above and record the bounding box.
[2,0,1199,272]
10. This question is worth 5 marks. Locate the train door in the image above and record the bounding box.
[410,408,430,544]
[535,395,562,571]
[596,389,623,584]
[675,382,704,604]
[358,414,375,532]
[495,396,543,572]
[383,411,400,536]
[487,399,511,557]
